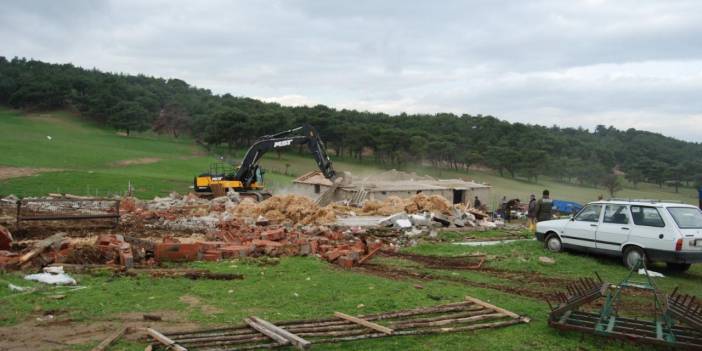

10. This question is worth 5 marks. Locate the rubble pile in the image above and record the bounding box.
[360,193,453,216]
[233,195,337,226]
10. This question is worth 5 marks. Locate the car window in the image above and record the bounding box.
[630,206,665,227]
[574,204,602,222]
[604,204,629,224]
[667,207,702,229]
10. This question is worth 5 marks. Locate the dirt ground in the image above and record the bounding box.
[0,310,197,351]
[111,158,161,167]
[0,166,61,180]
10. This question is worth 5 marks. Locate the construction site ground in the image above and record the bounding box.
[2,226,701,351]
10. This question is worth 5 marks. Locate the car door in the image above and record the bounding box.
[596,204,631,253]
[562,204,603,249]
[629,205,668,249]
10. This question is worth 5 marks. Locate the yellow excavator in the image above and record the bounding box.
[194,124,338,201]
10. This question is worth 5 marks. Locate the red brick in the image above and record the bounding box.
[155,243,202,262]
[325,249,346,262]
[261,228,286,241]
[220,245,255,258]
[252,239,283,248]
[202,249,222,262]
[336,255,355,268]
[0,225,12,251]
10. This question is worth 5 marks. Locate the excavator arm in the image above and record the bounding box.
[235,124,337,187]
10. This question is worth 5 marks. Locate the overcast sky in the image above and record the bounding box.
[2,1,702,141]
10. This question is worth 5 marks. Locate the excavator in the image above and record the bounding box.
[194,124,339,201]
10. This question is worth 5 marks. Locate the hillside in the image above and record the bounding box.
[0,108,292,198]
[1,107,696,205]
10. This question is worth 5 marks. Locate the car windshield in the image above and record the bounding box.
[667,207,702,229]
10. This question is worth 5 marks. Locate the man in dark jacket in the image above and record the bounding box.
[473,196,481,209]
[527,194,537,232]
[534,189,553,222]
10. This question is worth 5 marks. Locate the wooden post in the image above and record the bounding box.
[244,318,290,345]
[91,326,128,351]
[464,296,530,323]
[334,312,394,334]
[250,316,311,350]
[146,328,187,351]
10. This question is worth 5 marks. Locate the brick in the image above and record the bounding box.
[261,228,286,241]
[220,245,255,258]
[252,239,283,248]
[336,255,355,268]
[155,243,202,262]
[325,249,346,262]
[202,249,222,262]
[0,225,12,251]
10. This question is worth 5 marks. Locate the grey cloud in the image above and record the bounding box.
[1,0,701,141]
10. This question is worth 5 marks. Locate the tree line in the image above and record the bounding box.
[1,57,701,191]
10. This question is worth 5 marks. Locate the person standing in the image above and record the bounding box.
[534,189,553,222]
[527,194,537,232]
[473,196,481,209]
[500,196,508,221]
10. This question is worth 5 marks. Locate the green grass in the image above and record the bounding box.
[0,108,294,198]
[4,230,699,350]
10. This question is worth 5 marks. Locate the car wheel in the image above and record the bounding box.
[666,262,691,273]
[545,233,562,252]
[622,246,646,270]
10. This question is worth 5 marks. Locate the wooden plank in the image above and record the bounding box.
[244,318,290,345]
[251,316,311,350]
[464,296,530,323]
[91,326,128,351]
[19,232,65,264]
[334,312,393,335]
[146,328,188,351]
[358,246,382,265]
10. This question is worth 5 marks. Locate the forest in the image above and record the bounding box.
[1,57,700,191]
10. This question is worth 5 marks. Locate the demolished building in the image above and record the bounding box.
[292,170,492,206]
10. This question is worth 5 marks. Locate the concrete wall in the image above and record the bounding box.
[292,182,492,206]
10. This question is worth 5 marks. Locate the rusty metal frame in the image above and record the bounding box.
[16,198,120,228]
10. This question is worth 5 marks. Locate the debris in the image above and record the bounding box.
[0,224,12,250]
[143,314,163,321]
[146,328,187,351]
[90,326,128,351]
[639,268,664,277]
[8,283,29,292]
[24,266,76,285]
[151,297,528,350]
[19,232,66,266]
[538,256,556,265]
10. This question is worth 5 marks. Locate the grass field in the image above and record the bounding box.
[0,108,293,198]
[2,229,700,350]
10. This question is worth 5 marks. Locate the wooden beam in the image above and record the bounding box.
[146,328,187,351]
[464,296,530,323]
[91,326,128,351]
[244,318,290,345]
[19,233,65,264]
[250,316,311,350]
[334,312,393,334]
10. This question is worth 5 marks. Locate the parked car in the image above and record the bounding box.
[536,200,702,271]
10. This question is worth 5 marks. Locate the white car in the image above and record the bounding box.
[536,200,702,272]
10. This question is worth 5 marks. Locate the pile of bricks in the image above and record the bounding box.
[151,219,382,268]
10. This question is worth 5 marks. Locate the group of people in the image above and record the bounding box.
[487,190,552,232]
